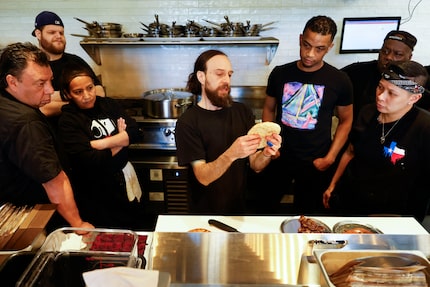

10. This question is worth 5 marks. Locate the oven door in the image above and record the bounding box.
[129,148,189,216]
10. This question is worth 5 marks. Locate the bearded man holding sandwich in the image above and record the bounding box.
[175,50,282,214]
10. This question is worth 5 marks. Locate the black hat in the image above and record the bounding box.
[381,61,427,94]
[384,30,417,50]
[32,11,64,37]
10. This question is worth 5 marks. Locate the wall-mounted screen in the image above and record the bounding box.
[339,17,401,54]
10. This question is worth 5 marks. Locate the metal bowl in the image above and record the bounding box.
[332,221,383,234]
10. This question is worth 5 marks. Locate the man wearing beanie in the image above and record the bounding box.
[341,30,430,120]
[32,11,105,118]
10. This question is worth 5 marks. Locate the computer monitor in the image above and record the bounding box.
[339,17,401,54]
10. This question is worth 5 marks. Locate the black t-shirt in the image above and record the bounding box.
[175,102,255,214]
[266,61,353,161]
[0,90,62,205]
[58,96,144,228]
[334,104,430,221]
[341,60,381,120]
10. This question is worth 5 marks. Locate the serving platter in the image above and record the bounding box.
[333,220,383,234]
[280,216,332,233]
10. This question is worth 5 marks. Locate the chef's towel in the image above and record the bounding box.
[83,267,159,287]
[122,161,142,202]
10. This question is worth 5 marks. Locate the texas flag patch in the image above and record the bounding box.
[383,141,405,164]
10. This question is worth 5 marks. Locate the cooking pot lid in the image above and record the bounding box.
[142,89,194,101]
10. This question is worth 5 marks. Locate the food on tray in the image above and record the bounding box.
[247,122,281,149]
[328,255,428,287]
[89,233,148,256]
[333,221,382,234]
[298,215,331,233]
[188,228,211,232]
[343,227,374,234]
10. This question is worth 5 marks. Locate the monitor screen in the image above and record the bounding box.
[339,17,401,54]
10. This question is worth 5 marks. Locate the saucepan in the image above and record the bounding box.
[202,17,277,37]
[74,17,122,31]
[75,17,123,38]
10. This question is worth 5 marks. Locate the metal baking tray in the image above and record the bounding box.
[16,227,141,287]
[314,249,430,287]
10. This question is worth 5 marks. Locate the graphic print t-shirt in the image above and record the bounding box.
[281,82,324,130]
[266,62,353,160]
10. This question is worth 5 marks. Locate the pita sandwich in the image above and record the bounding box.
[247,122,281,149]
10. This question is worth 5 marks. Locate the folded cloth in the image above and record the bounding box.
[83,267,159,287]
[122,161,142,202]
[42,231,86,252]
[59,233,87,251]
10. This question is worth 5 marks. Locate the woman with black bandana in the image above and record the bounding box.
[323,60,430,223]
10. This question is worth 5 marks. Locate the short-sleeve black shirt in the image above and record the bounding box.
[0,90,62,205]
[175,102,256,214]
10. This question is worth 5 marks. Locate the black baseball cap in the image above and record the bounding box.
[381,61,427,94]
[32,11,64,37]
[384,30,417,50]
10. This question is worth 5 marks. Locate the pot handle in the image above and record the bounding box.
[74,17,91,25]
[174,101,193,108]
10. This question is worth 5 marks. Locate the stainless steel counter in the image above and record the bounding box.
[147,232,430,286]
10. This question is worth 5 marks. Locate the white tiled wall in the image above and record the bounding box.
[1,0,429,97]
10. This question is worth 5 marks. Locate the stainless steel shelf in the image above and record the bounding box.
[79,37,279,65]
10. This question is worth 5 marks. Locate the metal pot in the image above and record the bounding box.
[75,17,123,38]
[84,27,123,38]
[142,88,195,119]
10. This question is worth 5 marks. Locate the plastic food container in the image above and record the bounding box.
[16,227,141,287]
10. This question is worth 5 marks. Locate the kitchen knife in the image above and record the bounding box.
[208,219,240,232]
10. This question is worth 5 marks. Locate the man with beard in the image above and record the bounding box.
[32,11,105,117]
[175,50,282,214]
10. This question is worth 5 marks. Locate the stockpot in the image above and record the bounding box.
[142,88,195,119]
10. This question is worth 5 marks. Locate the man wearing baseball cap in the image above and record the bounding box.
[32,11,105,118]
[32,11,64,37]
[341,30,430,120]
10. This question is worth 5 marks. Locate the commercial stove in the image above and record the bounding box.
[115,97,189,218]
